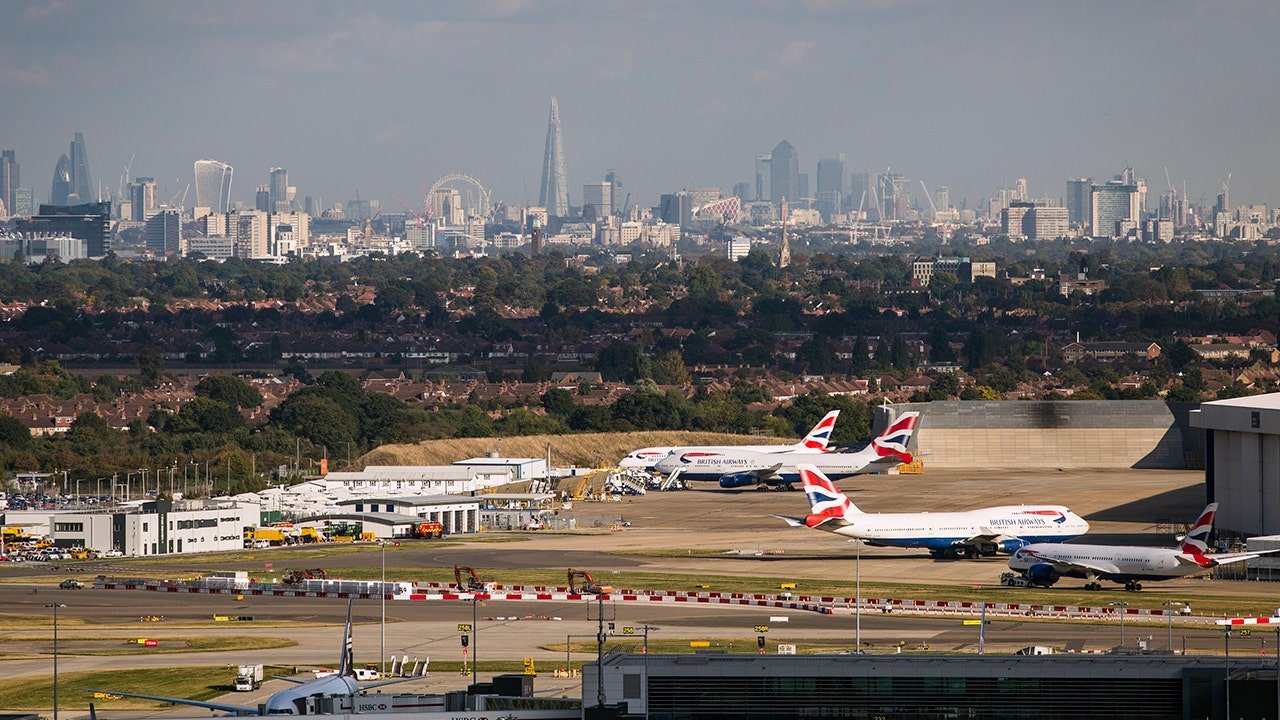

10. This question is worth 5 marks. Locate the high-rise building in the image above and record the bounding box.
[255,185,271,212]
[1066,178,1091,228]
[878,172,909,221]
[797,174,809,205]
[582,181,612,222]
[605,169,622,214]
[12,187,33,217]
[769,140,798,206]
[538,96,569,217]
[228,209,269,258]
[69,132,92,204]
[51,154,73,205]
[23,201,112,257]
[849,172,870,215]
[1002,202,1033,239]
[269,167,290,212]
[732,182,751,203]
[194,159,234,213]
[129,177,158,222]
[144,208,183,253]
[935,186,950,212]
[816,154,845,219]
[1,150,18,214]
[658,192,692,228]
[1090,181,1140,238]
[1023,205,1069,241]
[754,154,772,202]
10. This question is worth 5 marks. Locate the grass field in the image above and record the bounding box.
[362,431,790,469]
[0,666,249,710]
[1,634,297,656]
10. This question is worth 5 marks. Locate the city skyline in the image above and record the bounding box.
[2,1,1278,212]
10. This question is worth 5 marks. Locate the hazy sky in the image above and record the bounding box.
[2,0,1278,212]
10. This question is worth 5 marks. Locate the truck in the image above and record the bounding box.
[234,664,264,692]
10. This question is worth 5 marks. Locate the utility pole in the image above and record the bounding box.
[46,603,66,720]
[587,592,615,708]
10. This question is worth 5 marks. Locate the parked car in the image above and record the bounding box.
[58,579,84,590]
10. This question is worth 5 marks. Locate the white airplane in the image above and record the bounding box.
[653,411,919,489]
[618,409,841,470]
[1007,503,1279,591]
[91,601,412,715]
[775,466,1089,558]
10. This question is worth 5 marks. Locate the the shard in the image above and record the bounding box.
[538,96,569,218]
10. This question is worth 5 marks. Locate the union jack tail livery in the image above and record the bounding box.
[1179,503,1218,567]
[799,465,859,528]
[799,410,841,451]
[871,411,919,464]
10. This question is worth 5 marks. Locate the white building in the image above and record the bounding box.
[727,236,752,261]
[333,495,483,535]
[1191,393,1280,536]
[29,498,259,556]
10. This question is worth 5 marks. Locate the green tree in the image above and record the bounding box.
[927,327,956,363]
[171,397,246,434]
[195,375,264,408]
[541,388,576,417]
[273,394,358,452]
[0,414,31,449]
[797,336,837,375]
[651,350,689,385]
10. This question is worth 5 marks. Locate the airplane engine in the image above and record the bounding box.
[718,473,758,489]
[1026,563,1061,587]
[1000,538,1031,555]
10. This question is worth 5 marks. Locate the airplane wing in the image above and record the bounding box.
[755,463,784,480]
[771,514,807,528]
[84,690,258,715]
[270,676,308,684]
[1020,551,1121,578]
[358,676,425,690]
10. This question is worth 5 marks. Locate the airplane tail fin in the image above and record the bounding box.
[797,410,840,451]
[870,411,919,464]
[1179,503,1218,566]
[338,600,355,677]
[799,465,858,528]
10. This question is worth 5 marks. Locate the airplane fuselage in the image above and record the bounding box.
[1009,544,1200,583]
[620,443,818,471]
[653,446,884,482]
[828,506,1089,552]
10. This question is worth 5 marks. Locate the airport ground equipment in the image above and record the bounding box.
[567,568,611,594]
[453,565,489,592]
[416,521,444,539]
[234,664,263,692]
[281,568,329,585]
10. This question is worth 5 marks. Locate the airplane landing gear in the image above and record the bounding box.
[1084,582,1102,591]
[1123,581,1143,592]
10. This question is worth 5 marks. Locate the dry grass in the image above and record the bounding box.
[361,431,792,470]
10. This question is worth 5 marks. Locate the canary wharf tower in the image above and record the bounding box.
[538,96,569,218]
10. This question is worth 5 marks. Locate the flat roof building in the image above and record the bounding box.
[1192,392,1280,536]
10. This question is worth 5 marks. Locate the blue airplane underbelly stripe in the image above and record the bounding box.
[876,535,1078,550]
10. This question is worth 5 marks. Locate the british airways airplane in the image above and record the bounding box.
[1008,503,1279,591]
[775,466,1088,558]
[91,601,414,714]
[653,411,919,489]
[618,409,841,471]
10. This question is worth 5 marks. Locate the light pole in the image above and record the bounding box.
[1109,602,1129,648]
[1224,628,1232,720]
[471,594,478,686]
[380,541,386,677]
[45,603,66,720]
[854,539,862,652]
[1163,601,1185,652]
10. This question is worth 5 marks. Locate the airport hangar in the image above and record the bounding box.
[1193,392,1280,536]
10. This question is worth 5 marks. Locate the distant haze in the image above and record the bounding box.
[2,0,1277,211]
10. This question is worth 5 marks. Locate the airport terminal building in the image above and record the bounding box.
[1192,393,1280,535]
[585,652,1275,720]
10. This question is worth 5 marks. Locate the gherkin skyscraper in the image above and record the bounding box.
[538,96,569,218]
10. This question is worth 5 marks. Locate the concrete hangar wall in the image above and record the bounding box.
[1192,393,1280,535]
[895,400,1193,469]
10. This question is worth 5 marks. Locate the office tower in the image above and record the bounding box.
[255,185,271,212]
[429,188,464,225]
[51,154,73,205]
[769,140,798,206]
[754,154,772,202]
[816,154,845,219]
[798,174,809,204]
[24,201,112,256]
[1066,178,1091,227]
[1002,202,1033,238]
[144,208,183,253]
[194,160,234,213]
[605,169,622,214]
[658,192,692,228]
[582,181,612,222]
[129,177,158,221]
[878,172,909,221]
[1022,205,1069,241]
[732,182,750,203]
[269,167,290,212]
[303,196,315,216]
[69,132,92,203]
[12,188,32,217]
[1013,178,1028,202]
[1090,181,1140,238]
[538,96,569,217]
[1,150,17,214]
[228,209,269,258]
[849,172,870,214]
[936,186,950,212]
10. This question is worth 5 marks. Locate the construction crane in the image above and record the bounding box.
[619,192,631,218]
[453,565,490,592]
[567,568,611,594]
[918,180,939,219]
